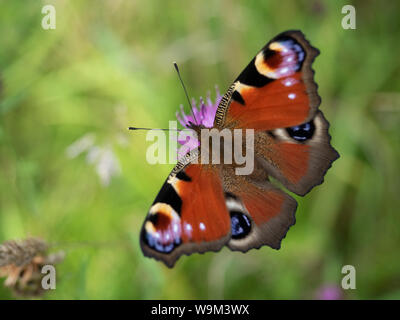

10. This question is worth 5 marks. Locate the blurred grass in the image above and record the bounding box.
[0,0,399,299]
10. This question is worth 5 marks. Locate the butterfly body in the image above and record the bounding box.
[140,30,339,267]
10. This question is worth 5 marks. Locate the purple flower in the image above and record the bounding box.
[315,284,343,300]
[176,87,222,156]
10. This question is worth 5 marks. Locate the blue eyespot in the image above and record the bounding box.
[230,212,251,239]
[286,121,315,142]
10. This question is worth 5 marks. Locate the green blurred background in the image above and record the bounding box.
[0,0,399,299]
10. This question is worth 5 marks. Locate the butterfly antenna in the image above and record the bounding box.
[173,62,198,125]
[128,127,188,131]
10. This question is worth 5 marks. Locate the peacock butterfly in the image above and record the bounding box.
[139,30,339,267]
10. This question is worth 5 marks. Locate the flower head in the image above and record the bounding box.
[315,284,343,300]
[176,87,222,129]
[176,87,222,156]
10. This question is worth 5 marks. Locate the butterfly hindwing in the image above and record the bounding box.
[222,165,297,252]
[256,111,339,196]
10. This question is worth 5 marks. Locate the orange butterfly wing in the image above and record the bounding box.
[222,166,297,252]
[215,30,339,195]
[140,160,231,267]
[215,30,320,130]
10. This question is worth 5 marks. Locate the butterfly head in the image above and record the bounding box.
[187,121,204,131]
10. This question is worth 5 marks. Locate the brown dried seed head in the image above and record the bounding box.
[0,238,48,267]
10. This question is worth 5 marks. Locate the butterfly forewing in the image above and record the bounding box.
[214,30,321,130]
[140,154,231,267]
